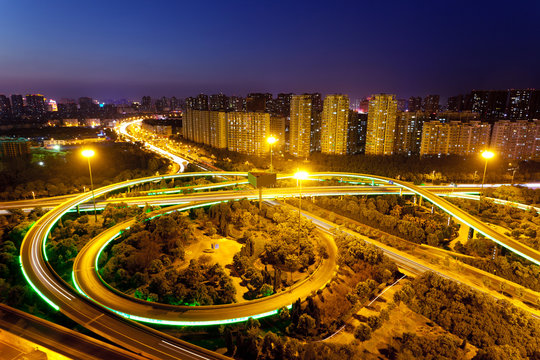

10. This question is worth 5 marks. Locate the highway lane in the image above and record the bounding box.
[310,172,540,266]
[0,304,149,360]
[1,184,483,212]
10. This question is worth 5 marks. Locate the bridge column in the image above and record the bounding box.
[468,227,474,240]
[447,215,451,226]
[399,188,403,197]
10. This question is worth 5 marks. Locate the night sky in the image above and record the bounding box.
[1,0,539,101]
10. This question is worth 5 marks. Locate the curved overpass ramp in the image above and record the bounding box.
[20,171,540,358]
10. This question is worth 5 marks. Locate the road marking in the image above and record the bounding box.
[85,313,104,325]
[160,340,210,359]
[367,274,406,307]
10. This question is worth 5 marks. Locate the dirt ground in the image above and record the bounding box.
[327,280,478,359]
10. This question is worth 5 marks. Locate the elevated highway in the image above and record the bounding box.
[19,171,540,359]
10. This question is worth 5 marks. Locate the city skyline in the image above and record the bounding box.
[1,1,539,100]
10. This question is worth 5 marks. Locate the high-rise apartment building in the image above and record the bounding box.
[365,94,398,155]
[423,95,440,114]
[420,121,491,156]
[270,115,286,150]
[359,98,370,113]
[209,111,228,148]
[246,93,272,112]
[394,111,429,155]
[227,112,270,156]
[141,96,152,111]
[470,90,507,121]
[195,94,209,111]
[25,94,46,115]
[11,95,24,117]
[0,95,11,117]
[228,96,244,111]
[347,111,367,154]
[78,97,94,115]
[408,96,422,112]
[289,95,315,157]
[447,95,463,112]
[320,94,349,155]
[274,93,293,117]
[397,99,408,112]
[507,89,533,119]
[183,109,227,148]
[209,93,229,111]
[170,97,179,111]
[491,120,539,160]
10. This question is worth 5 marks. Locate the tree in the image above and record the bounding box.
[260,283,273,297]
[296,314,316,336]
[354,323,372,341]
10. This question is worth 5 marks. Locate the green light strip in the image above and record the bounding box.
[71,271,89,298]
[109,304,293,326]
[19,257,60,311]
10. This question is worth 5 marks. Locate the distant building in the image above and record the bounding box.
[423,94,440,114]
[470,90,507,121]
[47,99,58,112]
[274,93,293,117]
[320,94,349,155]
[394,111,429,155]
[78,97,94,115]
[408,96,422,112]
[347,111,367,154]
[447,95,463,112]
[491,120,539,160]
[227,112,270,156]
[0,95,11,117]
[507,89,534,120]
[25,94,46,115]
[420,121,491,156]
[270,115,286,150]
[63,118,79,127]
[397,99,408,112]
[84,118,101,127]
[170,97,179,111]
[141,96,152,111]
[209,93,229,111]
[436,111,480,123]
[228,96,244,111]
[246,93,272,112]
[359,98,370,113]
[11,95,24,117]
[0,138,31,158]
[195,94,209,110]
[141,120,173,137]
[365,94,398,155]
[289,94,315,157]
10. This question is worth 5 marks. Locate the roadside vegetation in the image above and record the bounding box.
[99,200,327,305]
[0,141,170,200]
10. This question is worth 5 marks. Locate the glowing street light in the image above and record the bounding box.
[294,170,309,241]
[82,149,98,221]
[480,150,495,197]
[267,135,277,173]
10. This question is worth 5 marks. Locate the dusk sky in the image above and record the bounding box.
[1,0,539,101]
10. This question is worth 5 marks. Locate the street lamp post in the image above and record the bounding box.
[294,170,309,242]
[82,149,98,222]
[480,150,494,197]
[267,136,277,173]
